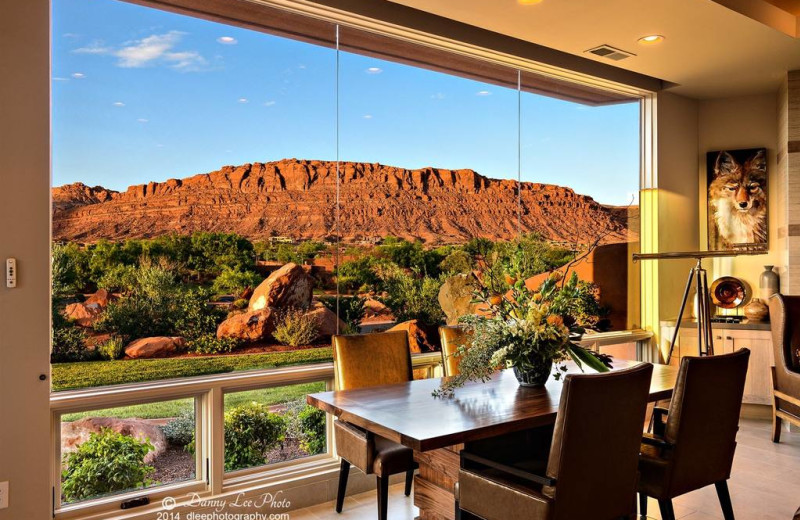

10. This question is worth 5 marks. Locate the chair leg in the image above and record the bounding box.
[376,476,389,520]
[658,499,675,520]
[405,469,414,496]
[772,412,782,443]
[335,459,350,513]
[639,493,648,518]
[715,480,735,520]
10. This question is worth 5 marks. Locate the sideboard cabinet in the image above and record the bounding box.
[660,321,774,405]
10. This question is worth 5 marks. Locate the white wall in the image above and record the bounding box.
[0,0,53,519]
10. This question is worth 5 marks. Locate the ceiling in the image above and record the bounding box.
[384,0,800,99]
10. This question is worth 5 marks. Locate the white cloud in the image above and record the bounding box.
[263,101,277,107]
[75,31,209,72]
[137,118,149,123]
[216,36,237,45]
[431,92,445,100]
[298,64,307,70]
[63,33,80,39]
[476,90,491,96]
[238,98,249,103]
[52,77,69,82]
[366,67,383,75]
[113,101,125,107]
[363,114,373,119]
[70,72,86,79]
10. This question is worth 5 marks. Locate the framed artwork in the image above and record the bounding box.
[707,148,767,251]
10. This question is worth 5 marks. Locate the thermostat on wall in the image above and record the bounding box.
[6,258,17,288]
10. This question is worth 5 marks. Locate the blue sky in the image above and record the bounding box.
[52,0,640,205]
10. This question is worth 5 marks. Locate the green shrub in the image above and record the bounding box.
[224,403,287,471]
[188,334,240,355]
[380,269,445,327]
[52,326,93,363]
[273,309,320,347]
[96,264,137,292]
[232,298,249,310]
[296,406,326,455]
[61,428,154,502]
[336,256,386,292]
[319,296,365,333]
[52,242,90,297]
[162,410,195,447]
[188,232,255,277]
[97,336,124,361]
[439,249,473,275]
[211,268,262,296]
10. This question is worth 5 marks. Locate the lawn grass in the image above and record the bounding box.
[61,382,326,422]
[52,347,333,392]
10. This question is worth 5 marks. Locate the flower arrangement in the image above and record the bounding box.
[434,271,613,398]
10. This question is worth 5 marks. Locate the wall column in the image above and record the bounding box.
[777,71,800,294]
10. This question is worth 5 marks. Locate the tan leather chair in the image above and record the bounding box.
[638,349,750,520]
[458,362,654,520]
[332,331,417,520]
[768,295,800,442]
[439,325,471,377]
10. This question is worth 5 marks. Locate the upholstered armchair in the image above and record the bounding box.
[768,294,800,442]
[331,331,417,520]
[439,325,471,377]
[637,349,750,520]
[457,363,654,520]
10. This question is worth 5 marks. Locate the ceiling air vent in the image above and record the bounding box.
[585,44,635,61]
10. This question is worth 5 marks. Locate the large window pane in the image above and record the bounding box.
[59,398,197,505]
[51,0,337,391]
[222,381,328,473]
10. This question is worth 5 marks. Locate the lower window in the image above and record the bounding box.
[223,381,328,473]
[59,397,198,505]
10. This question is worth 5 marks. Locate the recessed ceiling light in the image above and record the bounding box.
[518,0,544,4]
[638,34,665,44]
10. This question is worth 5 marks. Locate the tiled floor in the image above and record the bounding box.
[290,419,799,520]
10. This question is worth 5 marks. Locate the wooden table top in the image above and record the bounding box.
[307,360,678,452]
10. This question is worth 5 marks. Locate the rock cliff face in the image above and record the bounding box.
[52,159,635,244]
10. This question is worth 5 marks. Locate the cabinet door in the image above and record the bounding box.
[728,332,773,405]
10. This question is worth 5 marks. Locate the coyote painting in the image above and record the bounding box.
[707,148,767,250]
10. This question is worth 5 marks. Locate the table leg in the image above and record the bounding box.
[413,444,463,520]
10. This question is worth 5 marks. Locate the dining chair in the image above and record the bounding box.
[768,295,800,442]
[457,362,654,520]
[637,349,750,520]
[331,331,417,520]
[439,325,471,377]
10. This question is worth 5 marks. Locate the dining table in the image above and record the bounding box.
[307,359,679,520]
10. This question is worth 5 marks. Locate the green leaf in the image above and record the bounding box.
[567,344,610,373]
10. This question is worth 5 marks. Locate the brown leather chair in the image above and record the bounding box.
[439,325,471,377]
[458,362,654,520]
[768,294,800,442]
[637,349,750,520]
[332,331,417,520]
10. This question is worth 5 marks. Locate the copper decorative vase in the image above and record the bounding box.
[743,298,769,322]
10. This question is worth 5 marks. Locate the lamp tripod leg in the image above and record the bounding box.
[666,267,696,365]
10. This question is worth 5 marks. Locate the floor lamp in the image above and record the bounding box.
[633,249,765,365]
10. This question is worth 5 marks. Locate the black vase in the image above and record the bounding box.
[513,360,553,387]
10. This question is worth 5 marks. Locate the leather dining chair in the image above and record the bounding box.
[439,325,471,377]
[458,362,654,520]
[637,349,750,520]
[331,331,418,520]
[768,295,800,442]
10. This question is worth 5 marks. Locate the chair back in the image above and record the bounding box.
[663,349,749,497]
[439,325,471,377]
[545,362,653,520]
[769,295,800,385]
[332,331,412,390]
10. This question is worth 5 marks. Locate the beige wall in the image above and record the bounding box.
[0,0,53,519]
[698,94,781,303]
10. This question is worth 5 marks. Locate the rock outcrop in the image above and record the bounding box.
[306,303,347,337]
[249,263,313,311]
[388,320,440,353]
[61,417,167,463]
[438,274,483,326]
[52,159,635,245]
[124,337,186,359]
[216,308,277,342]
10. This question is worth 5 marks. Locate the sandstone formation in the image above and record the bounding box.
[438,274,483,326]
[388,320,440,353]
[61,417,167,464]
[249,263,313,311]
[306,303,347,337]
[124,336,186,359]
[52,159,635,245]
[64,301,103,327]
[216,308,277,342]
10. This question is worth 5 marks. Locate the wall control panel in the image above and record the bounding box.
[6,258,16,288]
